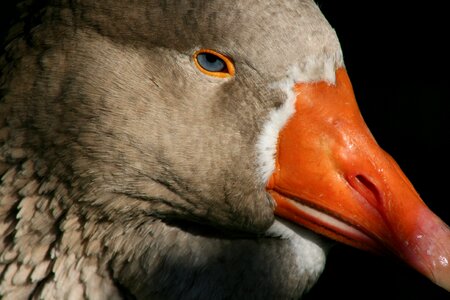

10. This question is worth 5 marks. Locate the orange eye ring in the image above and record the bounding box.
[193,49,235,78]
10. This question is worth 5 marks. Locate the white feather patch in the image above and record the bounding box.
[255,78,296,183]
[256,52,343,184]
[266,218,328,288]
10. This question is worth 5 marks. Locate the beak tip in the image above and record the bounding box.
[427,257,450,292]
[401,211,450,292]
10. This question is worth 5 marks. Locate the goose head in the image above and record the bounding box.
[0,0,449,298]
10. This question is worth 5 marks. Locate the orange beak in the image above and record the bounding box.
[267,68,450,291]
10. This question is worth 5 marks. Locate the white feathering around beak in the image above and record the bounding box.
[265,218,328,291]
[255,52,344,184]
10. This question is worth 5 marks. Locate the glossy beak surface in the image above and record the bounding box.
[267,68,450,291]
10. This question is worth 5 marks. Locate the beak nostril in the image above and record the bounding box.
[348,174,383,209]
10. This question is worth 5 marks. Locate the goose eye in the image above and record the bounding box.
[197,53,225,72]
[194,49,235,78]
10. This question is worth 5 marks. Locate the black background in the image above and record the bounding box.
[1,1,449,299]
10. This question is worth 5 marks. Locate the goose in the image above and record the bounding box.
[0,0,449,299]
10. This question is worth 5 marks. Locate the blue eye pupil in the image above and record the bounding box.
[197,53,226,72]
